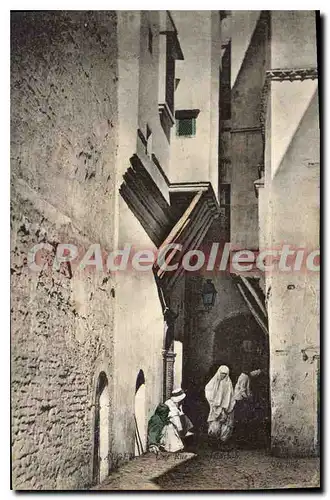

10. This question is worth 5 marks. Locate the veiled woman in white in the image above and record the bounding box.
[205,365,236,442]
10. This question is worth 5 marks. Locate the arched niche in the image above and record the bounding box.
[93,371,110,484]
[134,369,146,456]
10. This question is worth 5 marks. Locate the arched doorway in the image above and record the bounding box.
[212,313,268,382]
[93,372,110,484]
[212,313,270,448]
[134,369,146,456]
[174,340,183,389]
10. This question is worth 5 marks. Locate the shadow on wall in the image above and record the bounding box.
[135,369,146,456]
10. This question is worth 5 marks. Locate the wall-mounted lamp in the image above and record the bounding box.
[201,279,217,312]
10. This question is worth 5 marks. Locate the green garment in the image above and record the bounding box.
[147,403,170,446]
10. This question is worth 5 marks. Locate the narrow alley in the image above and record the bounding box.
[94,442,320,491]
[11,10,320,491]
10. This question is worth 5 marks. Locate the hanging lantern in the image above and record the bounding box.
[201,279,217,312]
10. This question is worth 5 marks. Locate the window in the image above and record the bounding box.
[176,118,196,137]
[175,109,200,138]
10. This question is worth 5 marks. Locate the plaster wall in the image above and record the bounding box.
[261,12,320,455]
[111,11,164,464]
[137,11,171,196]
[266,90,320,456]
[230,11,261,88]
[270,11,317,70]
[111,198,164,463]
[230,13,268,249]
[170,11,221,196]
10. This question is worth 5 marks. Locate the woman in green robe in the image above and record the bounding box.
[147,403,170,453]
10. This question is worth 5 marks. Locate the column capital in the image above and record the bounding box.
[162,350,177,360]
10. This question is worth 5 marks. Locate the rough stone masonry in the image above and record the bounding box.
[11,11,118,489]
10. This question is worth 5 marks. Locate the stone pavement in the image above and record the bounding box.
[94,445,320,491]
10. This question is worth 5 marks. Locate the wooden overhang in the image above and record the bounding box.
[154,182,220,291]
[120,155,221,292]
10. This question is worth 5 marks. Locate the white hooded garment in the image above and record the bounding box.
[205,365,236,422]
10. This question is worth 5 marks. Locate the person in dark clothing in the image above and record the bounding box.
[233,365,262,447]
[147,403,170,453]
[249,367,270,448]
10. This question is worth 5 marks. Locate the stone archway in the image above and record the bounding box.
[93,371,110,484]
[212,313,268,383]
[134,369,146,456]
[211,313,270,448]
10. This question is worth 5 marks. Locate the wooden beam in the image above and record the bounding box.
[237,283,269,336]
[240,275,268,318]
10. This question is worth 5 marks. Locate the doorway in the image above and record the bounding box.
[134,369,146,456]
[174,340,183,389]
[93,372,110,484]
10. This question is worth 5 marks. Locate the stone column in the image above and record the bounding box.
[162,349,176,401]
[162,305,179,401]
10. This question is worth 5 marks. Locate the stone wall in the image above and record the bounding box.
[11,11,118,489]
